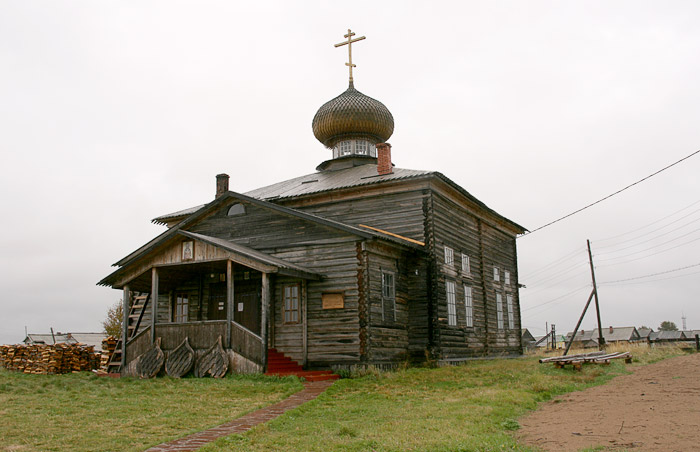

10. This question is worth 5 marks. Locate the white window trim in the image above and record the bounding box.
[496,293,504,330]
[464,285,473,328]
[444,246,454,266]
[506,294,514,329]
[446,281,457,326]
[494,267,500,282]
[461,253,471,275]
[505,271,511,286]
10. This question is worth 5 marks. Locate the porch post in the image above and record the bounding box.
[302,279,308,367]
[226,260,233,348]
[151,267,159,344]
[261,272,270,372]
[121,285,130,371]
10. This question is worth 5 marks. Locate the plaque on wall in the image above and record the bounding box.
[181,241,194,261]
[322,292,344,309]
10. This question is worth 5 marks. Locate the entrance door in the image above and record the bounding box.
[234,284,261,335]
[208,282,227,320]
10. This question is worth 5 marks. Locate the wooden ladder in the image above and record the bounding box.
[106,294,150,373]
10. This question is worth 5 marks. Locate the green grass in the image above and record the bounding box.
[0,371,302,452]
[200,345,690,452]
[0,345,689,452]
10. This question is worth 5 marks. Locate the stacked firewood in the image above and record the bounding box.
[100,336,118,369]
[0,343,100,374]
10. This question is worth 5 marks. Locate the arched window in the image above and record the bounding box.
[227,203,246,216]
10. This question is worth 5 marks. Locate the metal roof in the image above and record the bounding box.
[244,165,433,200]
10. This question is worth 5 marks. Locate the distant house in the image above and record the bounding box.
[23,332,106,350]
[565,329,599,348]
[636,327,653,341]
[521,329,536,349]
[649,330,686,342]
[565,326,640,348]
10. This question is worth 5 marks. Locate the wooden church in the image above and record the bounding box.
[99,30,526,377]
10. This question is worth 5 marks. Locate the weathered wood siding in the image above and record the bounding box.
[189,201,357,249]
[295,190,428,243]
[429,191,521,358]
[270,240,362,367]
[364,242,423,364]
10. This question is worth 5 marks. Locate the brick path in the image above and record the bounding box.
[145,380,334,451]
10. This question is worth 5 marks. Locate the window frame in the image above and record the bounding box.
[496,293,504,330]
[505,270,511,286]
[506,294,514,329]
[174,292,189,323]
[464,285,473,328]
[446,280,457,326]
[461,253,471,275]
[444,246,454,267]
[494,267,500,282]
[282,283,300,324]
[381,270,396,322]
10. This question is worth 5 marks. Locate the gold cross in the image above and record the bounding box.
[334,29,366,84]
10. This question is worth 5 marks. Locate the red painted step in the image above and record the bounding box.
[265,349,339,382]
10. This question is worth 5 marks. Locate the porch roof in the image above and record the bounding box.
[97,230,321,289]
[178,231,321,280]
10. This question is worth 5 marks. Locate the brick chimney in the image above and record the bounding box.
[216,173,229,198]
[376,142,393,175]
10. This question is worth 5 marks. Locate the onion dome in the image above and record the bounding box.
[312,82,394,149]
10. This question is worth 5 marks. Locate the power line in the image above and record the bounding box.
[521,285,590,312]
[521,149,700,236]
[593,198,700,244]
[597,235,700,267]
[598,262,700,285]
[594,214,700,256]
[597,228,700,262]
[599,269,700,286]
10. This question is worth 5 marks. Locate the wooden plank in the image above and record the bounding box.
[151,268,158,344]
[121,285,130,370]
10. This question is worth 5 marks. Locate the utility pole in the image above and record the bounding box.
[551,324,556,350]
[563,240,606,355]
[587,240,605,350]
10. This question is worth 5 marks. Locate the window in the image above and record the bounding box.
[283,284,300,324]
[174,293,189,322]
[444,246,454,266]
[496,293,504,330]
[494,267,500,282]
[506,295,514,329]
[446,281,456,326]
[505,271,511,286]
[355,140,368,155]
[461,253,470,274]
[381,271,395,322]
[464,285,473,327]
[227,203,246,216]
[340,140,352,155]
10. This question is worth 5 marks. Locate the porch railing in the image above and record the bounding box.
[230,321,264,364]
[125,321,264,368]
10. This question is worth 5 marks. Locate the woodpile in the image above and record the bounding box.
[100,336,118,369]
[0,343,101,374]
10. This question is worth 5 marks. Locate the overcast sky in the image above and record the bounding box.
[2,1,699,345]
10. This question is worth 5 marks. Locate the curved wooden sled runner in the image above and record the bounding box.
[165,337,195,378]
[136,337,165,379]
[195,336,229,378]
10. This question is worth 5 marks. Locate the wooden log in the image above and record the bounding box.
[165,337,195,378]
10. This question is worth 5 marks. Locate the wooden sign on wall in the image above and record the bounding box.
[322,292,344,309]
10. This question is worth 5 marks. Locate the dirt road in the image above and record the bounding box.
[517,353,700,452]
